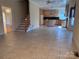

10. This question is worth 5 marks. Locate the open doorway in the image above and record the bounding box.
[39,9,67,28]
[2,6,13,34]
[68,6,76,31]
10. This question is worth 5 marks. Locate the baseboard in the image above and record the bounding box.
[27,27,38,32]
[27,25,39,32]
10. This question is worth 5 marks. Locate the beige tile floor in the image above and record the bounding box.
[0,27,78,59]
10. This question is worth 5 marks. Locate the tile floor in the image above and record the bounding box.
[0,27,78,59]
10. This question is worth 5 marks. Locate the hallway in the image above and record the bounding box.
[0,27,77,59]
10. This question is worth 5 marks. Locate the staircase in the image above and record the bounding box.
[16,16,30,32]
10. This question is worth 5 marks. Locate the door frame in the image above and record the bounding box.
[1,6,13,34]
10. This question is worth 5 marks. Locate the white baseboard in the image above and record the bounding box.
[27,25,39,32]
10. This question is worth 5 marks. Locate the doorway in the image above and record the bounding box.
[2,6,13,34]
[39,9,67,28]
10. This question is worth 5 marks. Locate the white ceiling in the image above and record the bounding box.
[30,0,68,9]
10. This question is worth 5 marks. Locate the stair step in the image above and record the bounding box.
[16,18,30,32]
[21,23,26,24]
[20,23,29,25]
[18,26,25,27]
[19,24,25,25]
[17,27,29,29]
[17,27,25,29]
[16,30,25,32]
[19,25,25,27]
[19,25,29,27]
[16,28,25,30]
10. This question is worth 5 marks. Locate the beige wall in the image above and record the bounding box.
[73,0,79,52]
[0,0,28,35]
[0,7,4,35]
